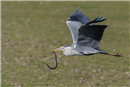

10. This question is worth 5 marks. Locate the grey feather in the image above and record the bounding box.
[68,7,90,24]
[66,21,82,43]
[66,8,91,44]
[99,16,105,21]
[96,14,103,21]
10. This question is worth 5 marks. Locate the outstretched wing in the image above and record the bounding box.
[68,7,90,24]
[77,14,107,49]
[66,8,90,44]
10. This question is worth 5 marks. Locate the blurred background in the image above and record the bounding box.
[1,1,129,86]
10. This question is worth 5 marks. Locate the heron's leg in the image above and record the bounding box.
[99,52,122,57]
[109,53,122,57]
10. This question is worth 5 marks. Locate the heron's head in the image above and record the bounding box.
[52,45,70,52]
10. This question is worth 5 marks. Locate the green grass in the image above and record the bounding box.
[1,1,130,87]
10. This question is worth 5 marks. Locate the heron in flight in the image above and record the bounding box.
[46,8,122,69]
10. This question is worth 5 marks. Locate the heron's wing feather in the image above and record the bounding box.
[77,14,107,48]
[87,14,106,24]
[66,8,90,43]
[68,7,90,24]
[77,24,107,48]
[66,21,82,43]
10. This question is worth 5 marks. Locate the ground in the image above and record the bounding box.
[1,1,130,87]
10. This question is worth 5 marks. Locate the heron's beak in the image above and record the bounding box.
[52,47,63,52]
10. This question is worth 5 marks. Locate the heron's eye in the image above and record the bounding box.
[64,45,68,47]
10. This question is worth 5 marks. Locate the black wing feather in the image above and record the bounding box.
[81,25,107,41]
[77,25,107,48]
[87,14,106,24]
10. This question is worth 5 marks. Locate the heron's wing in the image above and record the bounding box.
[66,8,90,43]
[66,21,82,43]
[68,7,90,24]
[77,15,107,49]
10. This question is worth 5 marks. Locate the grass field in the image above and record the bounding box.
[1,1,130,87]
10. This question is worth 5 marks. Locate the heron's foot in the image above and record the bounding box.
[110,53,122,57]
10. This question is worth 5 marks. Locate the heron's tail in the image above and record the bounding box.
[87,14,106,24]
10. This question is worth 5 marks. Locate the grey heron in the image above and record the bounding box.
[46,8,122,69]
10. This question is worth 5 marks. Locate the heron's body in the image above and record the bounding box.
[62,43,107,56]
[63,46,98,56]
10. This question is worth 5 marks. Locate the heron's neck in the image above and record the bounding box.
[63,47,71,56]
